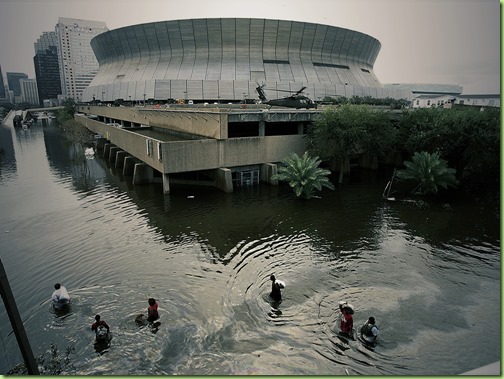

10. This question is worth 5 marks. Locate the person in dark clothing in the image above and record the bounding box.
[91,314,110,340]
[147,298,159,322]
[360,316,379,344]
[270,274,284,302]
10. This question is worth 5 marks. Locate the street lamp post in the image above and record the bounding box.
[143,93,146,107]
[129,95,131,105]
[102,91,105,102]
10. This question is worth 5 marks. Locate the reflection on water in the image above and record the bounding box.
[0,118,500,375]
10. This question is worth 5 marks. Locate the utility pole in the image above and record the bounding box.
[0,259,39,374]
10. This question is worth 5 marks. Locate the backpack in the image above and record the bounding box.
[96,325,108,340]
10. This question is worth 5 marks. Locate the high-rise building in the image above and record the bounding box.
[34,46,62,105]
[34,31,58,53]
[0,65,6,99]
[55,17,107,102]
[6,72,28,97]
[20,78,39,105]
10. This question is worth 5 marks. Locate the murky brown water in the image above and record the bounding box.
[0,117,500,375]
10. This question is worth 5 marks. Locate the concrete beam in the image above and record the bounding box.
[115,151,128,169]
[123,156,135,176]
[109,147,121,164]
[133,163,154,184]
[216,168,233,193]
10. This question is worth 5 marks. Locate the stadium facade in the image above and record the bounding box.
[83,18,410,103]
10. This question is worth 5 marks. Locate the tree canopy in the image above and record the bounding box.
[271,152,335,199]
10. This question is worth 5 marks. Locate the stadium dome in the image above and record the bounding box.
[83,18,409,103]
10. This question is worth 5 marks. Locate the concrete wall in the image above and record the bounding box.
[76,114,165,172]
[161,135,305,173]
[141,109,228,139]
[78,106,229,139]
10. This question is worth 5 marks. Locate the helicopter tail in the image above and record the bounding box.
[255,83,267,102]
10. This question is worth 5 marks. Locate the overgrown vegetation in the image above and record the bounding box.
[7,342,76,375]
[396,151,458,195]
[321,95,410,109]
[271,152,335,199]
[307,104,397,183]
[308,104,500,194]
[55,98,94,158]
[56,98,76,124]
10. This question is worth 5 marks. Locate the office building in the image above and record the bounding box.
[34,46,62,105]
[6,72,28,97]
[55,17,108,101]
[20,78,39,105]
[34,31,58,54]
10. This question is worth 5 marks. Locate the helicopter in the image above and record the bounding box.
[255,84,317,109]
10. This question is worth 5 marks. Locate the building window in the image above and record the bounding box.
[146,139,153,157]
[313,62,350,69]
[157,142,162,162]
[360,68,370,73]
[427,100,431,106]
[263,59,290,64]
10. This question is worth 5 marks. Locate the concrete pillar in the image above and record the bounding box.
[133,163,154,184]
[162,173,170,194]
[216,168,233,193]
[95,137,107,151]
[123,156,135,176]
[103,143,112,160]
[0,259,39,374]
[298,122,304,134]
[109,147,121,164]
[259,121,265,136]
[261,163,278,185]
[115,151,128,169]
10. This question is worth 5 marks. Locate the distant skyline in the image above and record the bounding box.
[0,0,500,95]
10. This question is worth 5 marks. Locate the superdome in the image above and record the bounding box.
[83,18,409,102]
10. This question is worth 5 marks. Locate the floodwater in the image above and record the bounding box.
[0,117,500,375]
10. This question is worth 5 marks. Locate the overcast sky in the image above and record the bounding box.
[0,0,500,94]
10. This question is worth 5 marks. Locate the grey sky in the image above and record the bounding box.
[0,0,500,94]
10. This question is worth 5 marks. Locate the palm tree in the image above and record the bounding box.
[396,151,458,195]
[272,152,335,199]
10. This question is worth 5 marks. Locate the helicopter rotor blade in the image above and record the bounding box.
[294,86,307,95]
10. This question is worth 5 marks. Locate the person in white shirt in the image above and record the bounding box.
[51,283,70,307]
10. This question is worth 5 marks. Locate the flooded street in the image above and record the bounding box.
[0,117,500,375]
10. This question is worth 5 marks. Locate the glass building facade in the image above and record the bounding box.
[84,18,410,103]
[34,46,62,105]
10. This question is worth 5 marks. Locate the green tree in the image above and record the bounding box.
[56,98,76,124]
[397,107,500,187]
[396,151,458,195]
[271,152,335,199]
[307,104,397,183]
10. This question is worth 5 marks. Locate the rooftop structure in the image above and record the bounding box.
[84,18,411,103]
[384,83,463,96]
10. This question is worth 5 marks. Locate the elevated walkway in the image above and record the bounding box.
[75,105,311,194]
